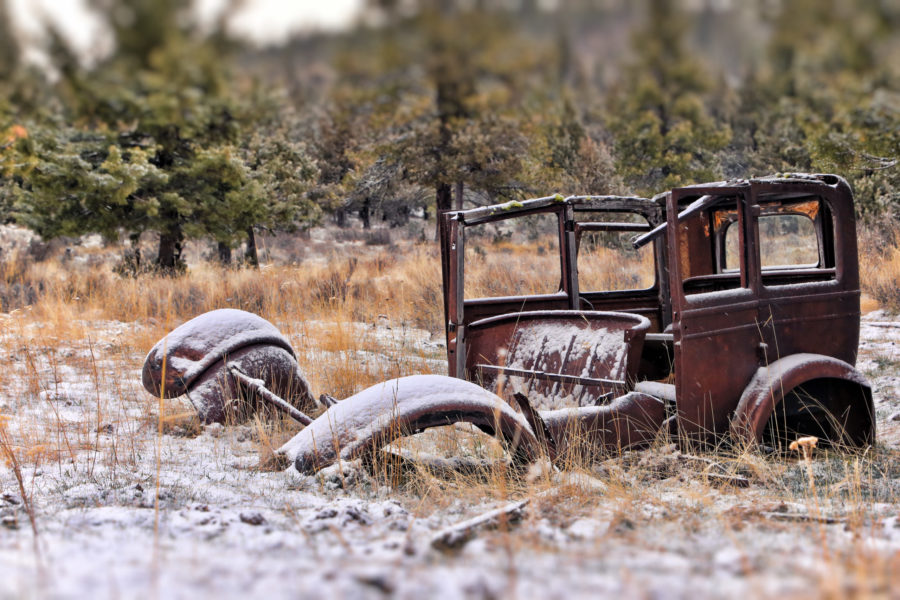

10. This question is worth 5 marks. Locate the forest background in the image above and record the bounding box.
[1,0,899,273]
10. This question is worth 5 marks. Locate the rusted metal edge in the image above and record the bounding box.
[633,194,719,249]
[513,392,557,460]
[454,195,564,224]
[476,364,623,390]
[452,195,655,226]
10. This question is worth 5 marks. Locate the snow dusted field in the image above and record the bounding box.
[0,311,898,599]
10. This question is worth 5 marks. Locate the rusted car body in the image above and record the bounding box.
[145,174,876,476]
[440,174,875,450]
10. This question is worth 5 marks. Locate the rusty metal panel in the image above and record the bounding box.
[751,178,861,367]
[667,186,762,440]
[464,311,649,409]
[142,309,315,424]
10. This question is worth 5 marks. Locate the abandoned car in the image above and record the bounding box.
[144,173,875,474]
[439,173,875,452]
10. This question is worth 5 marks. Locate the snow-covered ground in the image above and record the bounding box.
[0,312,898,599]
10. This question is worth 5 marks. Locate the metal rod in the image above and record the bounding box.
[227,362,313,426]
[476,363,623,389]
[632,194,718,249]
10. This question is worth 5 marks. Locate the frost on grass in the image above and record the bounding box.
[0,315,898,599]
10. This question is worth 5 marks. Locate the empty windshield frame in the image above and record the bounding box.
[574,210,657,293]
[460,205,567,301]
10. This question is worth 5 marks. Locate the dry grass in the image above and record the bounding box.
[0,227,898,597]
[860,225,900,314]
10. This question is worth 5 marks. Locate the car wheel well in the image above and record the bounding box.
[761,377,874,450]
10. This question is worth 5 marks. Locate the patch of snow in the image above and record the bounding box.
[0,316,897,599]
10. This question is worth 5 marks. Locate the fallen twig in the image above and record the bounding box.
[430,499,530,551]
[863,321,900,329]
[762,512,846,524]
[702,472,750,488]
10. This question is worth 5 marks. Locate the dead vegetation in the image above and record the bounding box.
[0,226,898,598]
[859,224,900,314]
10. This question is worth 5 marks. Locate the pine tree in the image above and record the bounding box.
[12,0,319,270]
[14,127,167,240]
[757,0,900,221]
[606,0,730,196]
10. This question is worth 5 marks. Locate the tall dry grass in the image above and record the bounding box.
[0,242,441,345]
[859,224,900,313]
[5,222,893,336]
[0,225,897,416]
[0,228,898,598]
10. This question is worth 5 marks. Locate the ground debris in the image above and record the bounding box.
[239,512,267,526]
[762,511,846,525]
[699,472,750,488]
[431,499,530,551]
[1,312,898,599]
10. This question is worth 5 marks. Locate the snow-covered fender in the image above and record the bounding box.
[278,375,539,475]
[729,353,875,447]
[142,309,315,423]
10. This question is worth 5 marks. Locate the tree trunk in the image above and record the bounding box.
[360,198,371,229]
[129,232,141,269]
[217,241,232,266]
[434,182,452,240]
[157,227,184,273]
[245,227,259,269]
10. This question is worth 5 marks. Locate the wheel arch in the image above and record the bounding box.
[730,353,875,448]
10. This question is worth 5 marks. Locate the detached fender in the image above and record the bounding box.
[730,353,874,447]
[278,375,538,475]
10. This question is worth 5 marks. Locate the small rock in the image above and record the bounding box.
[889,412,900,422]
[314,508,338,520]
[611,516,636,533]
[343,506,371,526]
[2,492,22,505]
[205,423,224,438]
[240,512,266,526]
[713,547,749,575]
[524,460,554,484]
[1,514,18,529]
[318,460,367,490]
[234,426,252,442]
[354,570,394,594]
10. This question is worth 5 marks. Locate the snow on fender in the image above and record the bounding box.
[277,374,539,475]
[142,309,315,423]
